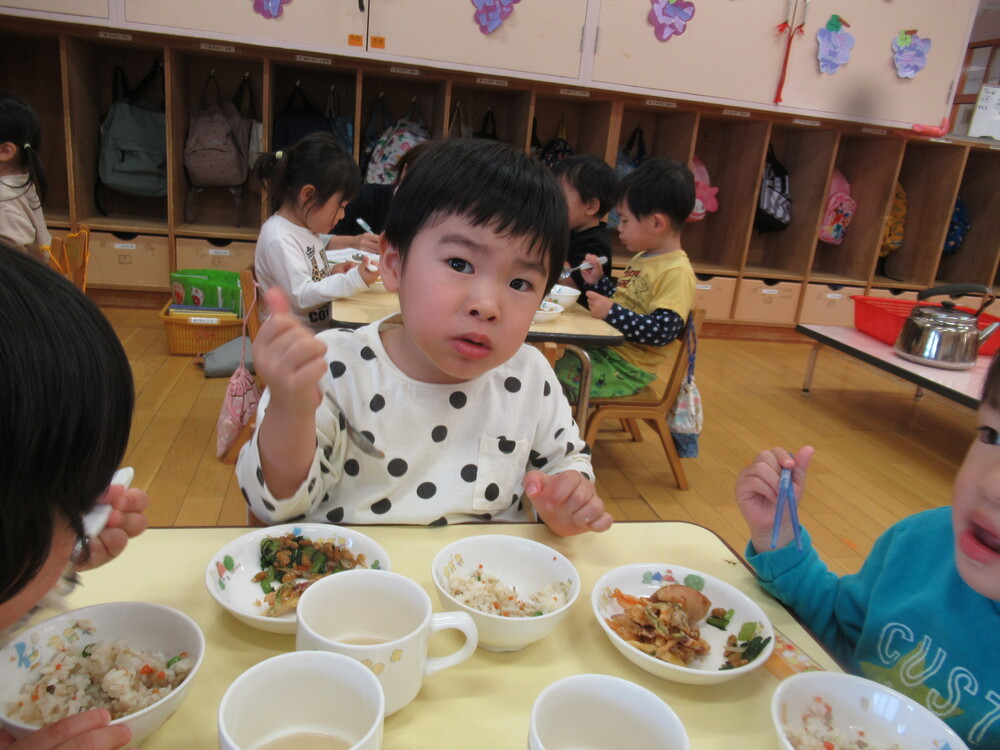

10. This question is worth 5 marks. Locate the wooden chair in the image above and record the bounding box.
[581,308,705,490]
[46,227,90,292]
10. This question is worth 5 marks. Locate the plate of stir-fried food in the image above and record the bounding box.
[591,563,774,685]
[204,524,391,634]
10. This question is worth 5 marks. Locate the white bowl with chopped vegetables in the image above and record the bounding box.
[591,563,774,685]
[0,602,204,745]
[772,672,969,750]
[431,534,580,652]
[205,523,391,635]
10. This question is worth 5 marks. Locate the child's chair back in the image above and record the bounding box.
[46,227,90,292]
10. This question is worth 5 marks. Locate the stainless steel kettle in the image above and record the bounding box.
[893,284,1000,370]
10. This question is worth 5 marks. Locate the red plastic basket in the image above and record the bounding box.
[851,295,1000,357]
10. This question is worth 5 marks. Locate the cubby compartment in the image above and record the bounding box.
[798,283,863,326]
[532,88,617,163]
[175,236,256,273]
[168,49,264,237]
[271,60,361,155]
[618,102,698,165]
[448,76,532,149]
[0,28,70,226]
[877,140,968,290]
[938,146,1000,289]
[811,134,905,286]
[733,277,800,324]
[684,116,769,275]
[745,124,838,281]
[88,230,170,289]
[693,274,736,321]
[63,35,169,232]
[359,66,448,150]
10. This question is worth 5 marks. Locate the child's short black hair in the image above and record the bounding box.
[384,139,568,292]
[0,244,134,604]
[252,131,361,215]
[616,157,695,230]
[552,154,617,218]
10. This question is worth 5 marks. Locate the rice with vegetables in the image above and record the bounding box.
[6,628,192,726]
[446,567,571,617]
[782,698,901,750]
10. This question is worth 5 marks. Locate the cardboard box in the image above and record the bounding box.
[693,275,736,320]
[799,283,863,326]
[733,278,800,324]
[175,237,256,273]
[88,232,170,290]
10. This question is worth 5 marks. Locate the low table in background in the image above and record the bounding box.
[796,324,987,409]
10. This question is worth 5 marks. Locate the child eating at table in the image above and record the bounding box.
[554,157,696,400]
[734,354,1000,748]
[253,132,381,332]
[0,242,149,750]
[237,139,612,536]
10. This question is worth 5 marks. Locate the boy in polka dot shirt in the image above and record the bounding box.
[555,157,696,400]
[237,139,612,535]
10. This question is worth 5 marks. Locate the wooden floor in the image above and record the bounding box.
[104,306,974,578]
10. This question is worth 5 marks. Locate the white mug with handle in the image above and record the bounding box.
[296,568,478,716]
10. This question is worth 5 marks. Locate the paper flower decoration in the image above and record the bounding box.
[817,15,853,75]
[253,0,291,19]
[648,0,695,42]
[473,0,521,35]
[892,31,931,79]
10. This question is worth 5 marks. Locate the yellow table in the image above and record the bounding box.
[67,522,839,750]
[331,289,624,425]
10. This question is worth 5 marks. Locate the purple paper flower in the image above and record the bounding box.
[253,0,291,20]
[892,34,931,79]
[648,0,695,42]
[473,0,521,35]
[817,27,854,75]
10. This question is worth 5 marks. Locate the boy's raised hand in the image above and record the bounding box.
[579,253,604,286]
[253,287,329,415]
[735,446,814,553]
[523,470,613,536]
[76,485,149,571]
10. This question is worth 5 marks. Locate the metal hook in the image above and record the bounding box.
[244,71,251,80]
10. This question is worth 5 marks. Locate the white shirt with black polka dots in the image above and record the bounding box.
[237,315,594,527]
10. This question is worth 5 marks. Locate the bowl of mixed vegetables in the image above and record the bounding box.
[204,523,391,635]
[591,563,774,685]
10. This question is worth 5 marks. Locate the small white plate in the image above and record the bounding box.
[592,563,774,685]
[205,523,391,635]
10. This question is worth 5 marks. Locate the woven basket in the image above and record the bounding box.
[159,301,243,356]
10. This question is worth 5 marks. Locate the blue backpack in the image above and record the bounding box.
[943,197,970,256]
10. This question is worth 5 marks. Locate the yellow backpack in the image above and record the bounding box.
[880,181,907,257]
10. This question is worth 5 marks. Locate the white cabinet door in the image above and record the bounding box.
[590,0,790,104]
[779,0,978,127]
[0,0,108,18]
[123,0,368,54]
[368,0,587,80]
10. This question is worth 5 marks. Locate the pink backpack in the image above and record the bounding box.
[819,169,857,245]
[687,155,719,223]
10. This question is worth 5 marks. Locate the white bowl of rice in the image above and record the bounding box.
[772,672,969,750]
[430,534,580,652]
[0,601,205,746]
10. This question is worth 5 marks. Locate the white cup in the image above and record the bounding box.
[296,568,478,716]
[218,651,384,750]
[528,674,689,750]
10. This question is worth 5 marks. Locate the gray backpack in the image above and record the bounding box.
[183,73,252,225]
[98,61,167,199]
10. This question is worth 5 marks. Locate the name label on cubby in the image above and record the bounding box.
[99,31,132,41]
[560,88,590,98]
[209,248,231,256]
[200,43,235,54]
[930,137,953,144]
[862,127,887,135]
[793,118,820,127]
[296,54,331,66]
[825,293,843,299]
[114,243,137,250]
[644,99,676,108]
[391,66,421,76]
[761,289,779,295]
[723,109,750,118]
[477,77,509,87]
